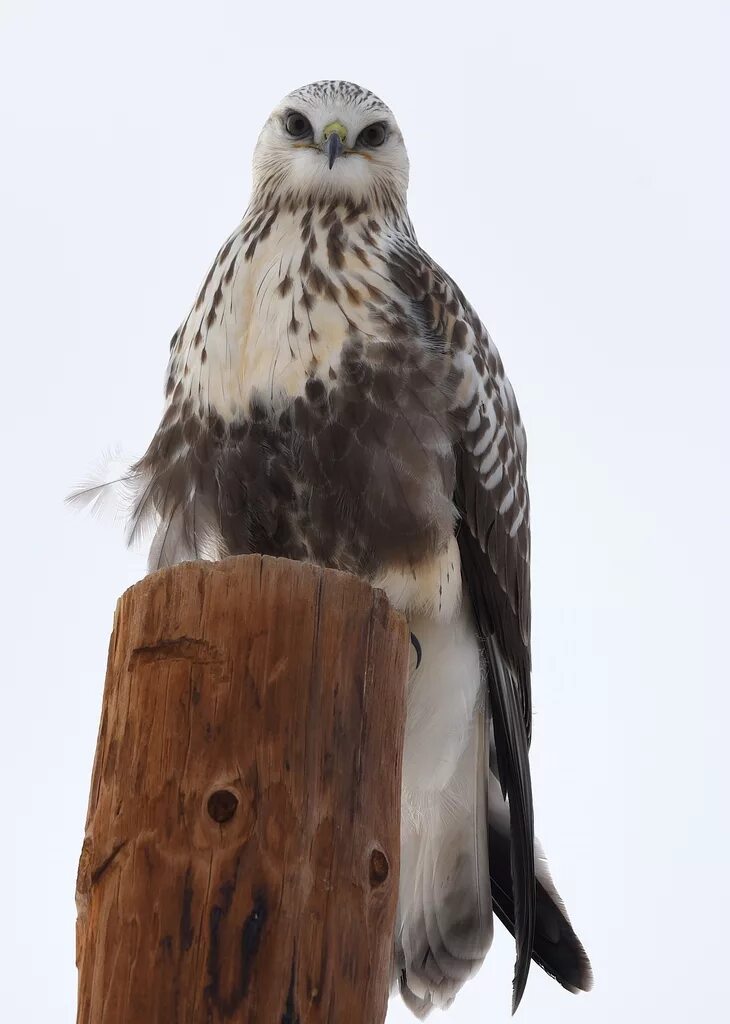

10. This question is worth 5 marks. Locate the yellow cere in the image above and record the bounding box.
[322,121,347,143]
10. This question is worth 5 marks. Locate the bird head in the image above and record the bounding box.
[252,80,409,207]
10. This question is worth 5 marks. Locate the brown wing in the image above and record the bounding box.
[386,237,536,1011]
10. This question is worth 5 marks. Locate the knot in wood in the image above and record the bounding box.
[207,788,239,824]
[369,848,389,887]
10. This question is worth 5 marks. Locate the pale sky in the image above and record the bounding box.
[1,1,728,1021]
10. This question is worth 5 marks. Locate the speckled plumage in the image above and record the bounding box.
[119,81,591,1015]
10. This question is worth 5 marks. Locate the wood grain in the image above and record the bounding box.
[76,555,409,1023]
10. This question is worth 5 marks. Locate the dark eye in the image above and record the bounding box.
[357,122,387,148]
[285,112,313,139]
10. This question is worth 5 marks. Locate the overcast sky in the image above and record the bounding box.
[1,1,728,1021]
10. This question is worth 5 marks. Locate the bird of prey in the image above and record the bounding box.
[86,81,593,1015]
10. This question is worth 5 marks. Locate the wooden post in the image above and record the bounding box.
[75,555,409,1023]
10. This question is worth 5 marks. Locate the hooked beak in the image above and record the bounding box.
[327,131,343,169]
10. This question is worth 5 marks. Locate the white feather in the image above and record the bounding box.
[397,603,493,1012]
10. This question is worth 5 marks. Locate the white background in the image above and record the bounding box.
[1,1,727,1021]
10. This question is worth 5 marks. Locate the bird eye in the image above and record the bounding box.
[357,122,387,148]
[284,112,313,139]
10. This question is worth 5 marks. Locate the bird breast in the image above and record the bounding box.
[150,200,463,610]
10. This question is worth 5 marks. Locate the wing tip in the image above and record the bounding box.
[556,940,594,994]
[482,633,536,1014]
[511,955,531,1013]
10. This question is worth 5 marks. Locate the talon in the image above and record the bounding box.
[410,632,422,670]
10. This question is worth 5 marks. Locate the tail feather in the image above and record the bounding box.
[487,774,593,994]
[483,633,536,1012]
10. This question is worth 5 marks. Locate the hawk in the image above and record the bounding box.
[87,81,593,1015]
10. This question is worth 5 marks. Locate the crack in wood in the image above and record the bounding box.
[205,867,268,1015]
[129,636,223,666]
[281,953,300,1024]
[240,888,268,997]
[90,840,127,886]
[179,866,195,953]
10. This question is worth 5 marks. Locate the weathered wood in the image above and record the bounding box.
[76,555,409,1023]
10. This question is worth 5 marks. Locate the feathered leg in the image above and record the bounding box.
[396,606,494,1015]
